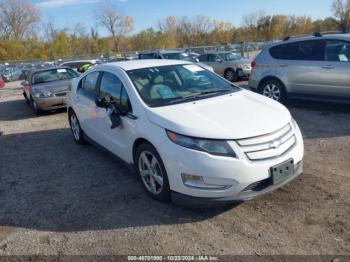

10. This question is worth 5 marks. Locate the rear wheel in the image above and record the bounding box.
[259,79,286,103]
[224,69,238,82]
[135,142,171,202]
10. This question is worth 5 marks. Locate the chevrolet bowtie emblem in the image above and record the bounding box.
[270,139,282,149]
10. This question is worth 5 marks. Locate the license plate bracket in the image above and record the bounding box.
[271,159,294,185]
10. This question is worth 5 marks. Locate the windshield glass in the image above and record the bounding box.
[127,64,240,107]
[32,68,79,85]
[219,53,244,61]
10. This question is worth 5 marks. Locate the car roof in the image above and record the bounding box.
[61,60,97,64]
[268,34,350,48]
[159,50,184,54]
[101,59,191,71]
[201,51,231,55]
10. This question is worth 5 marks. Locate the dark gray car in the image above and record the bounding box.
[249,33,350,103]
[22,67,79,114]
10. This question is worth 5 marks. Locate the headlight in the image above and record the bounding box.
[166,130,236,158]
[33,90,53,98]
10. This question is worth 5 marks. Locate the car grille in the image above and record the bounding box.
[236,123,296,161]
[242,177,273,192]
[55,92,67,97]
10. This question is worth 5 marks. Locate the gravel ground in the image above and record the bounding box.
[0,81,349,255]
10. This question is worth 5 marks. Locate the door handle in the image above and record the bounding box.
[279,64,287,67]
[322,65,334,69]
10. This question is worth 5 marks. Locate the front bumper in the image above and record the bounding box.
[237,68,251,78]
[172,163,303,207]
[158,123,304,205]
[33,96,67,111]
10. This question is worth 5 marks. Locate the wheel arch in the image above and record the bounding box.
[258,76,287,92]
[132,138,155,164]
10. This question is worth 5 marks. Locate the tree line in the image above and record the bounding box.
[0,0,349,62]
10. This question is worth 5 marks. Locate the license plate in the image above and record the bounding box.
[271,159,294,185]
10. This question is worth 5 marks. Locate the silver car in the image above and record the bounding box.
[22,67,79,114]
[249,34,350,103]
[199,52,252,82]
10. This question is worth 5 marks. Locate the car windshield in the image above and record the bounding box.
[127,64,240,107]
[219,53,244,61]
[32,68,79,85]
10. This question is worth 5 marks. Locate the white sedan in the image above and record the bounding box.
[67,59,304,206]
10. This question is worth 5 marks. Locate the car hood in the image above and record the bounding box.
[32,79,73,93]
[146,90,291,140]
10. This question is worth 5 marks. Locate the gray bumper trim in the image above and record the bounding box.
[172,171,303,207]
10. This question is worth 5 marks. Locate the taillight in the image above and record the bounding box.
[251,61,257,68]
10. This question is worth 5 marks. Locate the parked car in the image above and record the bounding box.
[199,52,252,82]
[138,50,214,72]
[67,60,304,205]
[22,67,79,114]
[249,33,350,103]
[60,60,100,72]
[1,67,22,82]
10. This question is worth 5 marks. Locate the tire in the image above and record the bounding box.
[224,69,238,82]
[258,79,287,103]
[69,111,86,145]
[23,93,30,105]
[30,97,42,115]
[135,142,171,202]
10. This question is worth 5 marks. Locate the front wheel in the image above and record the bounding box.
[69,111,86,145]
[30,97,42,115]
[259,79,286,103]
[224,69,238,82]
[135,142,171,202]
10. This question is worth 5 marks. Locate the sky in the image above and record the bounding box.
[31,0,335,36]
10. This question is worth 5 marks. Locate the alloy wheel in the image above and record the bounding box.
[225,70,235,82]
[262,84,281,101]
[138,151,164,195]
[70,114,81,141]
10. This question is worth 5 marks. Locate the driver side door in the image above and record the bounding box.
[96,71,135,162]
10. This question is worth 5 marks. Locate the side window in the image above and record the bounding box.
[81,71,100,94]
[100,72,123,100]
[198,55,207,62]
[270,44,287,59]
[99,72,132,112]
[140,53,155,59]
[208,54,222,62]
[325,40,350,62]
[285,40,325,61]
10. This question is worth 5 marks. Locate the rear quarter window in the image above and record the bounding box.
[269,44,287,59]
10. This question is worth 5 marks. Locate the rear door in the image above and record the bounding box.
[319,39,350,98]
[283,40,326,95]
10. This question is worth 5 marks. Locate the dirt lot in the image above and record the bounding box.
[0,81,349,255]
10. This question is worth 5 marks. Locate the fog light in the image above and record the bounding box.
[181,173,232,190]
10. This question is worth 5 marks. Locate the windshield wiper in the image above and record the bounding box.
[168,89,231,104]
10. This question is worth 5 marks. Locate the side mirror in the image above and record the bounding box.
[95,96,110,108]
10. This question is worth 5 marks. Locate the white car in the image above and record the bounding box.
[67,60,304,206]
